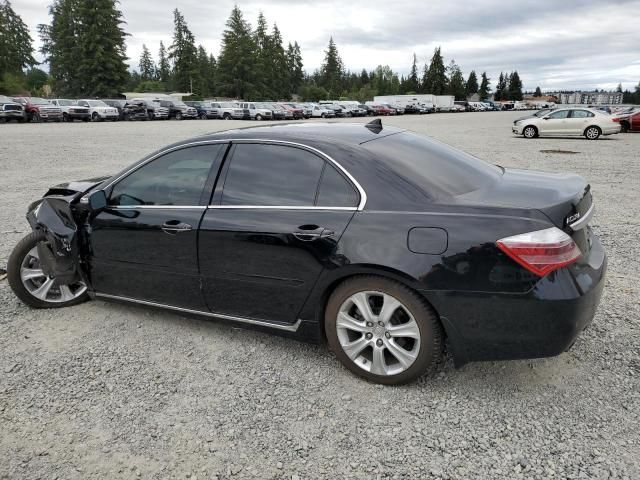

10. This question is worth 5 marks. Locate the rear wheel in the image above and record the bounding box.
[175,111,183,120]
[200,112,208,120]
[620,121,629,133]
[325,276,443,385]
[584,126,601,140]
[7,232,89,309]
[523,125,538,138]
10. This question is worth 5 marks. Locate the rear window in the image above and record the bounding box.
[361,132,501,197]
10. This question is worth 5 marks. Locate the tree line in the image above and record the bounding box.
[2,0,640,104]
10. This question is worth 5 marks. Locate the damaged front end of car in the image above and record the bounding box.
[25,177,109,288]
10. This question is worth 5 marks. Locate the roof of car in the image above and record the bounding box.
[196,122,405,146]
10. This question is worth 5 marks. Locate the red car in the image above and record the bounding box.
[369,104,395,116]
[13,97,63,123]
[615,109,640,132]
[281,103,305,119]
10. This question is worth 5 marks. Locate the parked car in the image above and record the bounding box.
[184,101,218,119]
[159,100,198,120]
[76,99,119,122]
[280,103,305,119]
[102,99,128,120]
[129,98,170,120]
[309,104,335,118]
[7,121,606,385]
[513,108,621,140]
[323,104,346,117]
[257,102,285,120]
[0,95,26,123]
[614,109,640,132]
[49,99,91,122]
[121,101,150,121]
[358,104,377,116]
[208,101,244,120]
[13,97,63,123]
[239,102,273,120]
[339,104,367,117]
[366,104,394,116]
[295,103,313,119]
[383,103,405,115]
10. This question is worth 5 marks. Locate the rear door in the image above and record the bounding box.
[541,109,571,135]
[89,143,227,309]
[566,109,594,134]
[199,141,360,324]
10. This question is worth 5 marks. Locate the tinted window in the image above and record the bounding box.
[571,110,594,118]
[360,132,501,197]
[221,144,324,206]
[547,110,570,119]
[317,164,358,207]
[110,145,223,206]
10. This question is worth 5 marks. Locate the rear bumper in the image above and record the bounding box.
[425,232,607,366]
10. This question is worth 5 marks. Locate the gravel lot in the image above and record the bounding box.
[1,112,639,479]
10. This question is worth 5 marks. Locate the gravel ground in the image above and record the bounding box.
[1,113,639,479]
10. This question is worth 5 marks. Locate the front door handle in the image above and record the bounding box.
[161,221,192,234]
[292,225,335,241]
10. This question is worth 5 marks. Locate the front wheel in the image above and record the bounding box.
[92,112,101,122]
[7,232,89,309]
[325,276,443,385]
[584,126,601,140]
[255,114,263,121]
[523,125,537,138]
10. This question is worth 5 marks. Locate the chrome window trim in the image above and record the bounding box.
[207,206,357,211]
[569,203,594,231]
[108,205,206,210]
[100,138,367,211]
[94,293,302,332]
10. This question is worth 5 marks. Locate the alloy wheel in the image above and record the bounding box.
[585,127,600,140]
[20,246,87,303]
[523,126,536,138]
[336,291,421,376]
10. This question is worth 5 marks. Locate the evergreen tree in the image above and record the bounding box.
[139,44,155,81]
[252,12,271,98]
[157,41,170,84]
[217,5,258,99]
[465,70,478,97]
[508,70,523,100]
[406,53,419,93]
[446,60,466,100]
[268,24,289,99]
[616,83,623,93]
[635,80,640,103]
[286,42,304,93]
[495,72,507,101]
[40,0,128,97]
[0,1,36,77]
[478,72,491,100]
[168,9,199,93]
[422,46,447,95]
[320,37,343,96]
[534,85,542,97]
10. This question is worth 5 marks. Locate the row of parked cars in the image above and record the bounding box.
[0,95,435,124]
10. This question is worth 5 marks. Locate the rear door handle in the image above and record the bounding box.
[161,221,192,234]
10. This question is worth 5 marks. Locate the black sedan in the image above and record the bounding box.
[7,121,606,384]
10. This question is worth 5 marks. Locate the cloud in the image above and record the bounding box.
[14,0,640,91]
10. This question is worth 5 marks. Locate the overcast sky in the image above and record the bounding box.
[15,0,640,91]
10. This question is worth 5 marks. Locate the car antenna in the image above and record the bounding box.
[365,118,383,133]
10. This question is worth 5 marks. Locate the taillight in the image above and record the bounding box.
[496,227,581,277]
[612,117,620,122]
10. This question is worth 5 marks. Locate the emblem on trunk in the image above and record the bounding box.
[566,212,581,224]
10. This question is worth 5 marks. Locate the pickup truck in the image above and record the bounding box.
[49,99,90,122]
[13,97,63,122]
[0,95,26,123]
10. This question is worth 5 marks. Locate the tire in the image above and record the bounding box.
[82,117,89,122]
[148,111,155,120]
[321,113,326,118]
[62,113,70,122]
[7,231,89,309]
[175,111,183,120]
[200,112,208,120]
[620,122,629,133]
[92,112,101,122]
[584,126,601,140]
[523,125,538,138]
[255,114,263,121]
[223,113,231,120]
[30,112,41,123]
[325,276,443,385]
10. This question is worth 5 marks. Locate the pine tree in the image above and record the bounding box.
[422,46,447,95]
[534,86,542,97]
[194,45,214,97]
[286,42,304,94]
[478,72,491,100]
[495,72,507,101]
[39,0,128,97]
[465,70,478,96]
[508,71,523,101]
[446,60,466,100]
[269,24,289,99]
[168,9,199,93]
[0,0,36,77]
[139,44,155,81]
[320,37,343,96]
[406,53,419,93]
[157,41,170,84]
[253,12,271,98]
[217,5,258,99]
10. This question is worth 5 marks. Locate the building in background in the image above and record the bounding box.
[551,91,623,105]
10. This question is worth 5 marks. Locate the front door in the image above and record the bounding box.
[541,109,571,135]
[199,142,360,324]
[89,143,227,309]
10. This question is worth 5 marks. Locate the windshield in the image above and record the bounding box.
[31,98,50,105]
[174,101,187,107]
[219,102,238,108]
[88,100,108,107]
[361,132,502,198]
[57,99,75,106]
[534,109,550,117]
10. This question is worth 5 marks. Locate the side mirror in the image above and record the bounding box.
[88,190,107,211]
